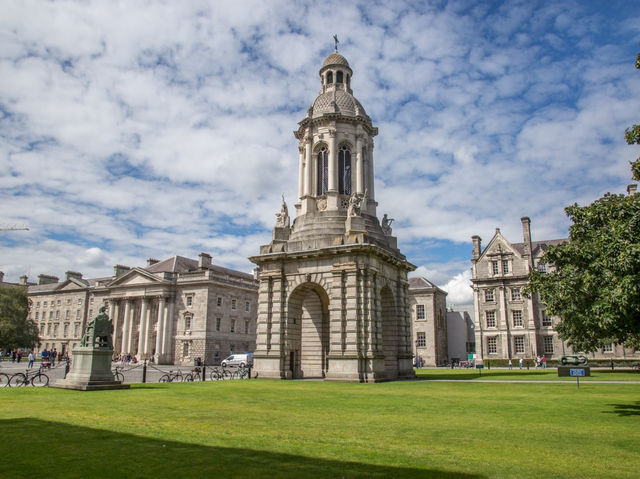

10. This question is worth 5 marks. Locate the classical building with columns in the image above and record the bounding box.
[250,49,415,382]
[27,254,258,365]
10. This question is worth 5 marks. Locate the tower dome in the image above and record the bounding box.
[322,53,350,68]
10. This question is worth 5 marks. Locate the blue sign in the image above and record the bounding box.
[570,369,585,377]
[476,365,484,369]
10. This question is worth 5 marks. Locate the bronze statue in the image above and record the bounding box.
[80,306,114,349]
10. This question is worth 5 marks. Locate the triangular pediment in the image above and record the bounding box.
[478,230,522,262]
[109,268,167,288]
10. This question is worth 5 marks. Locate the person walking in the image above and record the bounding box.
[508,359,513,370]
[519,358,523,369]
[28,351,35,369]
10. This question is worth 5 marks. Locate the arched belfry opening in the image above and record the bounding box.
[287,283,330,379]
[250,41,415,382]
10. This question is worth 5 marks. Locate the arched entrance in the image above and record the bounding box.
[287,283,330,379]
[380,286,398,379]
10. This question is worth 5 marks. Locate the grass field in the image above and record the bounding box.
[415,367,640,381]
[1,377,639,478]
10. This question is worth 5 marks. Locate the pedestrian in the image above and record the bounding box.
[519,358,523,369]
[17,351,22,363]
[542,355,547,369]
[508,359,512,370]
[28,351,35,369]
[52,348,57,367]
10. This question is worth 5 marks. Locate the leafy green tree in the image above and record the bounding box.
[527,49,640,352]
[0,284,39,351]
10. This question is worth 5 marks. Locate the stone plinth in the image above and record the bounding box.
[53,347,129,391]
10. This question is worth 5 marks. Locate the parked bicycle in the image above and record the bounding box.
[0,365,9,388]
[209,367,233,380]
[233,367,251,379]
[112,366,124,382]
[9,366,50,387]
[184,367,202,382]
[158,369,184,382]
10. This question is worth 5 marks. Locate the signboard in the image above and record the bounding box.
[475,364,484,369]
[570,369,586,377]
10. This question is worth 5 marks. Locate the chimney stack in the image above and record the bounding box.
[521,216,533,268]
[0,271,4,283]
[627,184,637,195]
[19,275,28,285]
[147,258,159,267]
[198,252,212,269]
[65,271,83,281]
[38,274,59,285]
[113,265,131,277]
[471,235,482,260]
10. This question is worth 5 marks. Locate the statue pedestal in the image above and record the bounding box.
[346,216,366,234]
[53,347,129,391]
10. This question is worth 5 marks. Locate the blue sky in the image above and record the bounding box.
[1,0,639,306]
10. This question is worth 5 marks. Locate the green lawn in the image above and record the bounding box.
[1,379,638,478]
[415,367,640,381]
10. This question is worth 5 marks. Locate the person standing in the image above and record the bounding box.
[542,355,547,369]
[51,348,57,367]
[519,358,523,369]
[508,359,513,370]
[28,351,35,369]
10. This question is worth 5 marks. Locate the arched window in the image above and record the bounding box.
[327,72,333,84]
[337,71,343,83]
[338,145,351,195]
[317,146,328,195]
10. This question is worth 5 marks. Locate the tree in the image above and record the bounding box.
[526,48,640,352]
[0,284,39,351]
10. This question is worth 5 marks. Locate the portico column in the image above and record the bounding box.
[328,130,337,192]
[121,300,131,355]
[137,298,148,358]
[110,300,120,353]
[155,297,166,360]
[162,300,175,361]
[143,300,153,355]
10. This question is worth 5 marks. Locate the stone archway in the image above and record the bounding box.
[287,283,330,379]
[380,286,399,379]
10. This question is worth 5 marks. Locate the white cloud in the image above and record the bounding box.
[1,0,639,303]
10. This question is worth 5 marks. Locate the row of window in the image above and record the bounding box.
[34,309,84,321]
[324,70,350,85]
[484,287,522,302]
[183,316,251,335]
[39,322,81,338]
[490,260,511,276]
[485,310,552,329]
[486,336,555,355]
[35,297,91,308]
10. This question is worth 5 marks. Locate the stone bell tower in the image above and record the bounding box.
[250,44,415,382]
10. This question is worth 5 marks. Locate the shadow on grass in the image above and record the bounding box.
[608,401,640,417]
[0,418,485,479]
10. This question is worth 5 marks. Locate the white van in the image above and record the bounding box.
[220,353,253,368]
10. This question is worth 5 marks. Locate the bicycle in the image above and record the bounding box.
[184,367,202,382]
[0,365,9,388]
[236,367,250,379]
[158,369,184,382]
[112,366,125,382]
[9,366,50,387]
[209,367,233,380]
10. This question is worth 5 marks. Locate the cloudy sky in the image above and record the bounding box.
[1,0,639,306]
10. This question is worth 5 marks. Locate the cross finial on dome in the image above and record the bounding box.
[333,34,339,53]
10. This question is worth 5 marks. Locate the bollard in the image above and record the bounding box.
[64,357,70,379]
[142,360,147,383]
[248,366,252,379]
[202,365,206,382]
